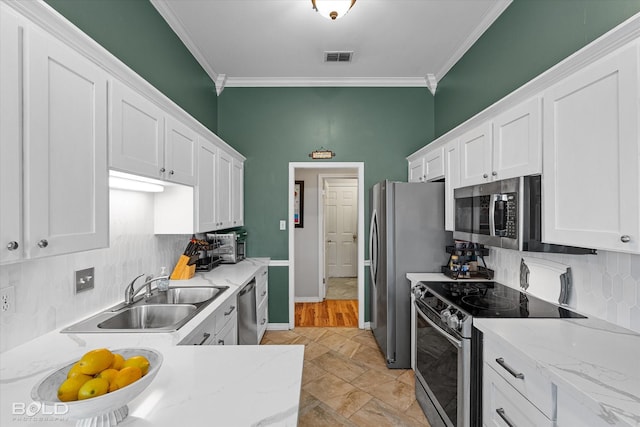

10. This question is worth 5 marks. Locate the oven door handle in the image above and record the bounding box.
[415,302,463,349]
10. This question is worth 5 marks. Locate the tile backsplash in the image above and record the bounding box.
[0,190,188,353]
[487,248,640,333]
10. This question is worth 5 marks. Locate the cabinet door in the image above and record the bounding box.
[110,80,165,180]
[0,5,24,263]
[165,116,197,185]
[460,122,492,186]
[215,315,238,346]
[408,157,425,182]
[543,43,640,253]
[25,27,108,258]
[444,139,460,231]
[217,149,233,229]
[196,137,218,232]
[424,147,445,181]
[492,97,541,181]
[231,158,244,227]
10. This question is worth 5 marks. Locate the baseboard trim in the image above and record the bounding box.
[363,322,371,330]
[266,323,290,331]
[294,297,323,303]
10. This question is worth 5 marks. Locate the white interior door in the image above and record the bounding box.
[325,179,358,278]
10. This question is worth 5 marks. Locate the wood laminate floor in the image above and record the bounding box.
[295,299,358,327]
[261,327,430,426]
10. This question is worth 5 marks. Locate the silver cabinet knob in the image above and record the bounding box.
[492,171,498,176]
[37,239,48,248]
[7,241,19,251]
[169,170,175,175]
[483,173,489,179]
[160,167,166,173]
[621,235,631,243]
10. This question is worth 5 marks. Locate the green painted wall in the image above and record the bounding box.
[218,87,435,322]
[435,0,640,137]
[44,0,218,132]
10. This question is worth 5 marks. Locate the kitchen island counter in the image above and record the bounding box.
[1,334,303,426]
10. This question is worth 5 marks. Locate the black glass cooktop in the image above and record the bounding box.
[419,281,586,319]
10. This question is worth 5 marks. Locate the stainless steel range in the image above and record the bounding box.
[412,281,586,427]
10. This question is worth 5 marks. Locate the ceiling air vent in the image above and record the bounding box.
[324,51,353,63]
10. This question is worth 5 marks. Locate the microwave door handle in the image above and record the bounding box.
[489,195,497,237]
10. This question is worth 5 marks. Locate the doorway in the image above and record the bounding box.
[323,178,358,300]
[288,163,365,329]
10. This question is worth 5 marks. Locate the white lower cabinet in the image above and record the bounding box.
[179,294,238,346]
[483,365,554,427]
[255,266,269,343]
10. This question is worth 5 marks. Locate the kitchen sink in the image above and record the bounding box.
[144,286,225,305]
[97,304,197,330]
[61,285,229,333]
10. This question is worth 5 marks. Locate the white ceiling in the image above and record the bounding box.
[150,0,512,94]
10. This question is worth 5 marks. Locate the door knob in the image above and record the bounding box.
[353,234,357,241]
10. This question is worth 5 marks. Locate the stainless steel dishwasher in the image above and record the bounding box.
[238,279,257,344]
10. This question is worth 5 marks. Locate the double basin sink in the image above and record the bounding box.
[61,286,229,333]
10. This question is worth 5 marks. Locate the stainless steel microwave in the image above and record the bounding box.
[453,176,595,254]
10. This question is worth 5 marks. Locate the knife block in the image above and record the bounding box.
[170,255,196,280]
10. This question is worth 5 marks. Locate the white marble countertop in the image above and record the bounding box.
[474,317,640,426]
[1,258,305,426]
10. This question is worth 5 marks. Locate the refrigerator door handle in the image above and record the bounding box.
[369,209,378,286]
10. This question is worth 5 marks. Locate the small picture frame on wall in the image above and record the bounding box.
[294,181,304,228]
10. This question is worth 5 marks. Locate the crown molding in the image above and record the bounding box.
[409,10,640,160]
[425,73,438,95]
[150,0,220,82]
[3,0,244,160]
[434,0,512,81]
[224,76,430,88]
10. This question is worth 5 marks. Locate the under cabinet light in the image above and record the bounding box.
[109,171,165,193]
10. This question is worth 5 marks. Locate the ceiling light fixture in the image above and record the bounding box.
[311,0,356,20]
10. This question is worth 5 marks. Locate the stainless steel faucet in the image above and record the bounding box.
[124,274,170,304]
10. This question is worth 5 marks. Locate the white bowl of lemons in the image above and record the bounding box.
[31,348,162,427]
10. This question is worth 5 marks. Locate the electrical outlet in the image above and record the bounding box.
[75,267,95,293]
[1,286,15,313]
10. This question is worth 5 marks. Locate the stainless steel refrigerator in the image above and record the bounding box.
[370,180,452,369]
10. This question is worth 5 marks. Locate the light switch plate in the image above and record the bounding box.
[75,267,95,293]
[280,220,286,230]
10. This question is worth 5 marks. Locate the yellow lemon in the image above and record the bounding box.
[67,362,87,379]
[95,368,119,385]
[123,355,150,376]
[77,378,109,400]
[78,348,114,375]
[109,353,125,370]
[57,376,91,402]
[109,366,142,392]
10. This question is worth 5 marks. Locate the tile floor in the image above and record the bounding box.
[325,277,358,300]
[261,327,431,426]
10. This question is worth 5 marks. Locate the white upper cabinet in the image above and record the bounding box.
[232,158,244,227]
[542,42,640,254]
[165,116,197,185]
[492,97,542,180]
[197,136,219,233]
[217,149,233,230]
[408,157,425,182]
[0,5,24,263]
[24,25,109,259]
[444,139,460,231]
[110,80,196,185]
[460,121,493,186]
[408,147,445,183]
[460,98,541,187]
[110,80,165,179]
